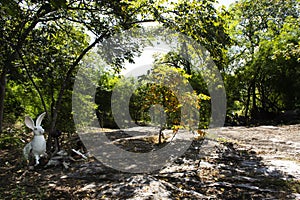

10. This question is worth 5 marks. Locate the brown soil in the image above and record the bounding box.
[0,125,299,199]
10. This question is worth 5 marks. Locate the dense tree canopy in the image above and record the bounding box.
[0,0,142,134]
[0,0,299,148]
[0,0,230,152]
[1,1,300,199]
[225,0,300,123]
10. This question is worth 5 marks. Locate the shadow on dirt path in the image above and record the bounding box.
[0,126,300,199]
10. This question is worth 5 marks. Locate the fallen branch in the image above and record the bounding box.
[160,179,208,199]
[72,149,88,160]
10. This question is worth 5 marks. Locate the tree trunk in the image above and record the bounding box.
[47,34,109,152]
[47,104,58,152]
[244,84,251,124]
[0,69,7,133]
[158,128,165,144]
[18,50,49,116]
[181,41,191,75]
[252,81,257,115]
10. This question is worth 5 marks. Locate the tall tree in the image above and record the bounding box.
[0,0,231,150]
[226,0,299,121]
[0,0,151,134]
[149,0,231,70]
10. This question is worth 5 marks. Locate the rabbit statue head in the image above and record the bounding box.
[25,112,46,136]
[23,112,47,166]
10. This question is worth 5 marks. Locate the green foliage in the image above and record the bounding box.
[0,127,23,149]
[3,82,25,124]
[253,16,300,110]
[149,0,231,69]
[91,56,122,128]
[128,65,204,129]
[0,0,152,134]
[225,0,300,122]
[0,0,236,136]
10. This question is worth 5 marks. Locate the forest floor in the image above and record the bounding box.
[0,124,300,199]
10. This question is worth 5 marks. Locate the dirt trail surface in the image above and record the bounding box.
[216,125,300,180]
[0,125,300,199]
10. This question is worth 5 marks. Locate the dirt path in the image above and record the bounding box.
[1,125,300,199]
[216,125,300,180]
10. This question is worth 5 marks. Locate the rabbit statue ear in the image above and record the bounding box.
[36,112,46,127]
[25,116,35,130]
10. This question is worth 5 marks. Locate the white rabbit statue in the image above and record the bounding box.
[23,112,47,166]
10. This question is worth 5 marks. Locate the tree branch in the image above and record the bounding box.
[17,5,51,48]
[49,30,111,133]
[16,49,49,118]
